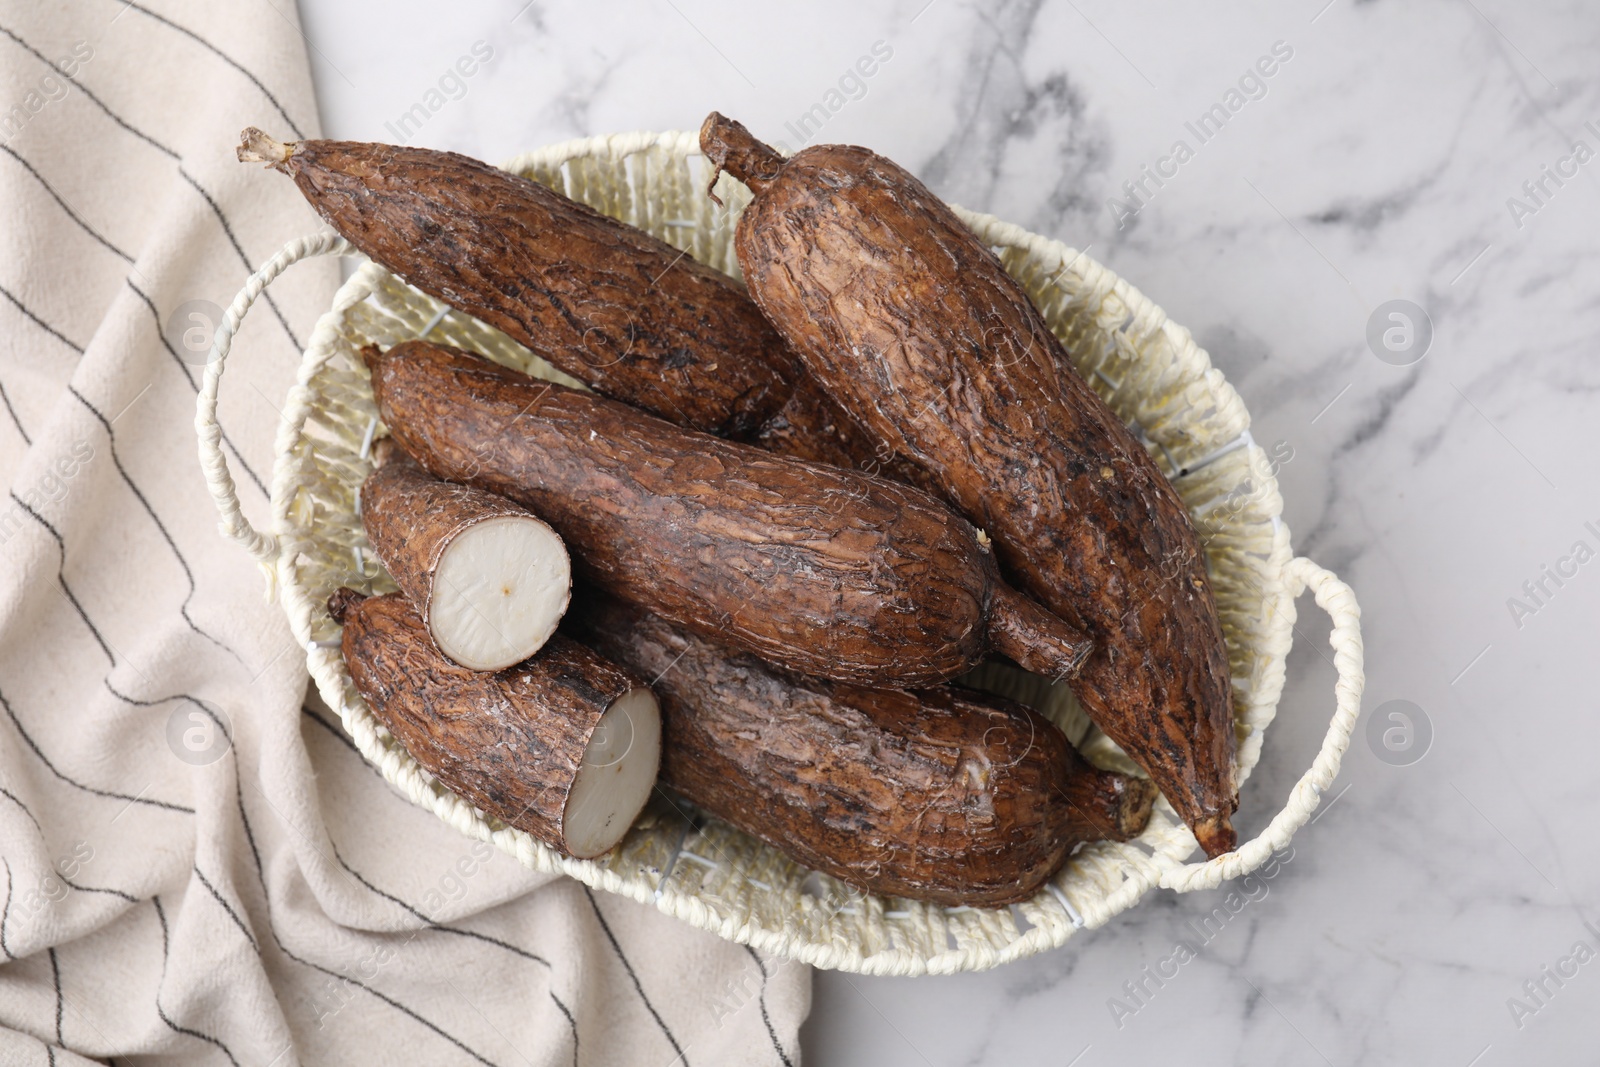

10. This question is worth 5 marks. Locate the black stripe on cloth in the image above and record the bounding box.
[192,866,258,953]
[274,935,505,1067]
[151,897,243,1067]
[549,991,578,1067]
[300,705,362,758]
[122,279,269,500]
[0,282,84,354]
[5,494,114,665]
[583,885,689,1067]
[232,780,264,885]
[68,385,241,661]
[103,683,235,759]
[0,27,304,510]
[4,125,303,358]
[331,847,588,1056]
[328,842,553,968]
[0,784,138,904]
[227,778,504,1067]
[331,838,591,1061]
[115,1,306,138]
[317,735,584,1059]
[103,683,242,776]
[0,21,306,352]
[302,704,410,792]
[47,1043,56,1066]
[0,142,136,262]
[0,378,29,444]
[48,946,62,1043]
[175,167,304,352]
[742,945,794,1067]
[105,678,188,711]
[57,873,138,905]
[1,857,13,959]
[300,706,410,789]
[0,782,44,838]
[0,23,178,159]
[0,778,140,904]
[0,685,194,815]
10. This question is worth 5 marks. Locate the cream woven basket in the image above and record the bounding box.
[196,130,1364,976]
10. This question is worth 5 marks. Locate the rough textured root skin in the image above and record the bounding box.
[754,375,940,491]
[250,134,916,477]
[752,374,883,470]
[367,339,1090,688]
[339,592,651,859]
[568,595,1152,907]
[701,114,1239,857]
[986,583,1095,680]
[360,447,570,657]
[258,135,796,438]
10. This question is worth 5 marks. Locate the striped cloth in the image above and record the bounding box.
[0,3,808,1064]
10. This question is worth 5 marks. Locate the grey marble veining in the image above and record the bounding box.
[301,1,1600,1062]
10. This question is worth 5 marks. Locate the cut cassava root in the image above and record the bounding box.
[701,112,1240,858]
[568,595,1156,906]
[330,589,659,859]
[361,440,571,671]
[237,127,899,480]
[365,339,1093,689]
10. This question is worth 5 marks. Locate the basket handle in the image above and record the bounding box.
[1161,554,1364,892]
[195,233,354,565]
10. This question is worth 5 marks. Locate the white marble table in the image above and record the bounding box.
[299,1,1600,1062]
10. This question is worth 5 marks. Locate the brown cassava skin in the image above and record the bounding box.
[700,113,1239,858]
[360,440,570,645]
[237,129,892,474]
[754,374,937,490]
[568,595,1156,906]
[330,590,652,859]
[365,339,1092,689]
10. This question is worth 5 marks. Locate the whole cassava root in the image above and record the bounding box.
[568,595,1156,906]
[700,112,1239,858]
[364,339,1093,689]
[330,589,660,859]
[361,440,571,671]
[236,127,893,477]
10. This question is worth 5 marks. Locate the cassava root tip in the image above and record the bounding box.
[1192,811,1238,859]
[237,127,294,167]
[327,587,367,624]
[698,112,784,198]
[1116,778,1160,840]
[369,436,400,468]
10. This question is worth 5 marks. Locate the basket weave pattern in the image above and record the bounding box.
[197,131,1362,976]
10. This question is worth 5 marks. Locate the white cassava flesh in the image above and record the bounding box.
[562,687,662,858]
[361,441,573,672]
[334,590,658,861]
[429,515,572,671]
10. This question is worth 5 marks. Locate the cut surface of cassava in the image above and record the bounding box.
[237,128,890,474]
[365,339,1093,689]
[700,112,1239,858]
[362,441,571,671]
[330,590,659,859]
[569,595,1157,907]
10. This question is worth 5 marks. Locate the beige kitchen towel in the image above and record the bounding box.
[0,2,808,1064]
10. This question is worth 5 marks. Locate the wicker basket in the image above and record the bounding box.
[195,130,1364,976]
